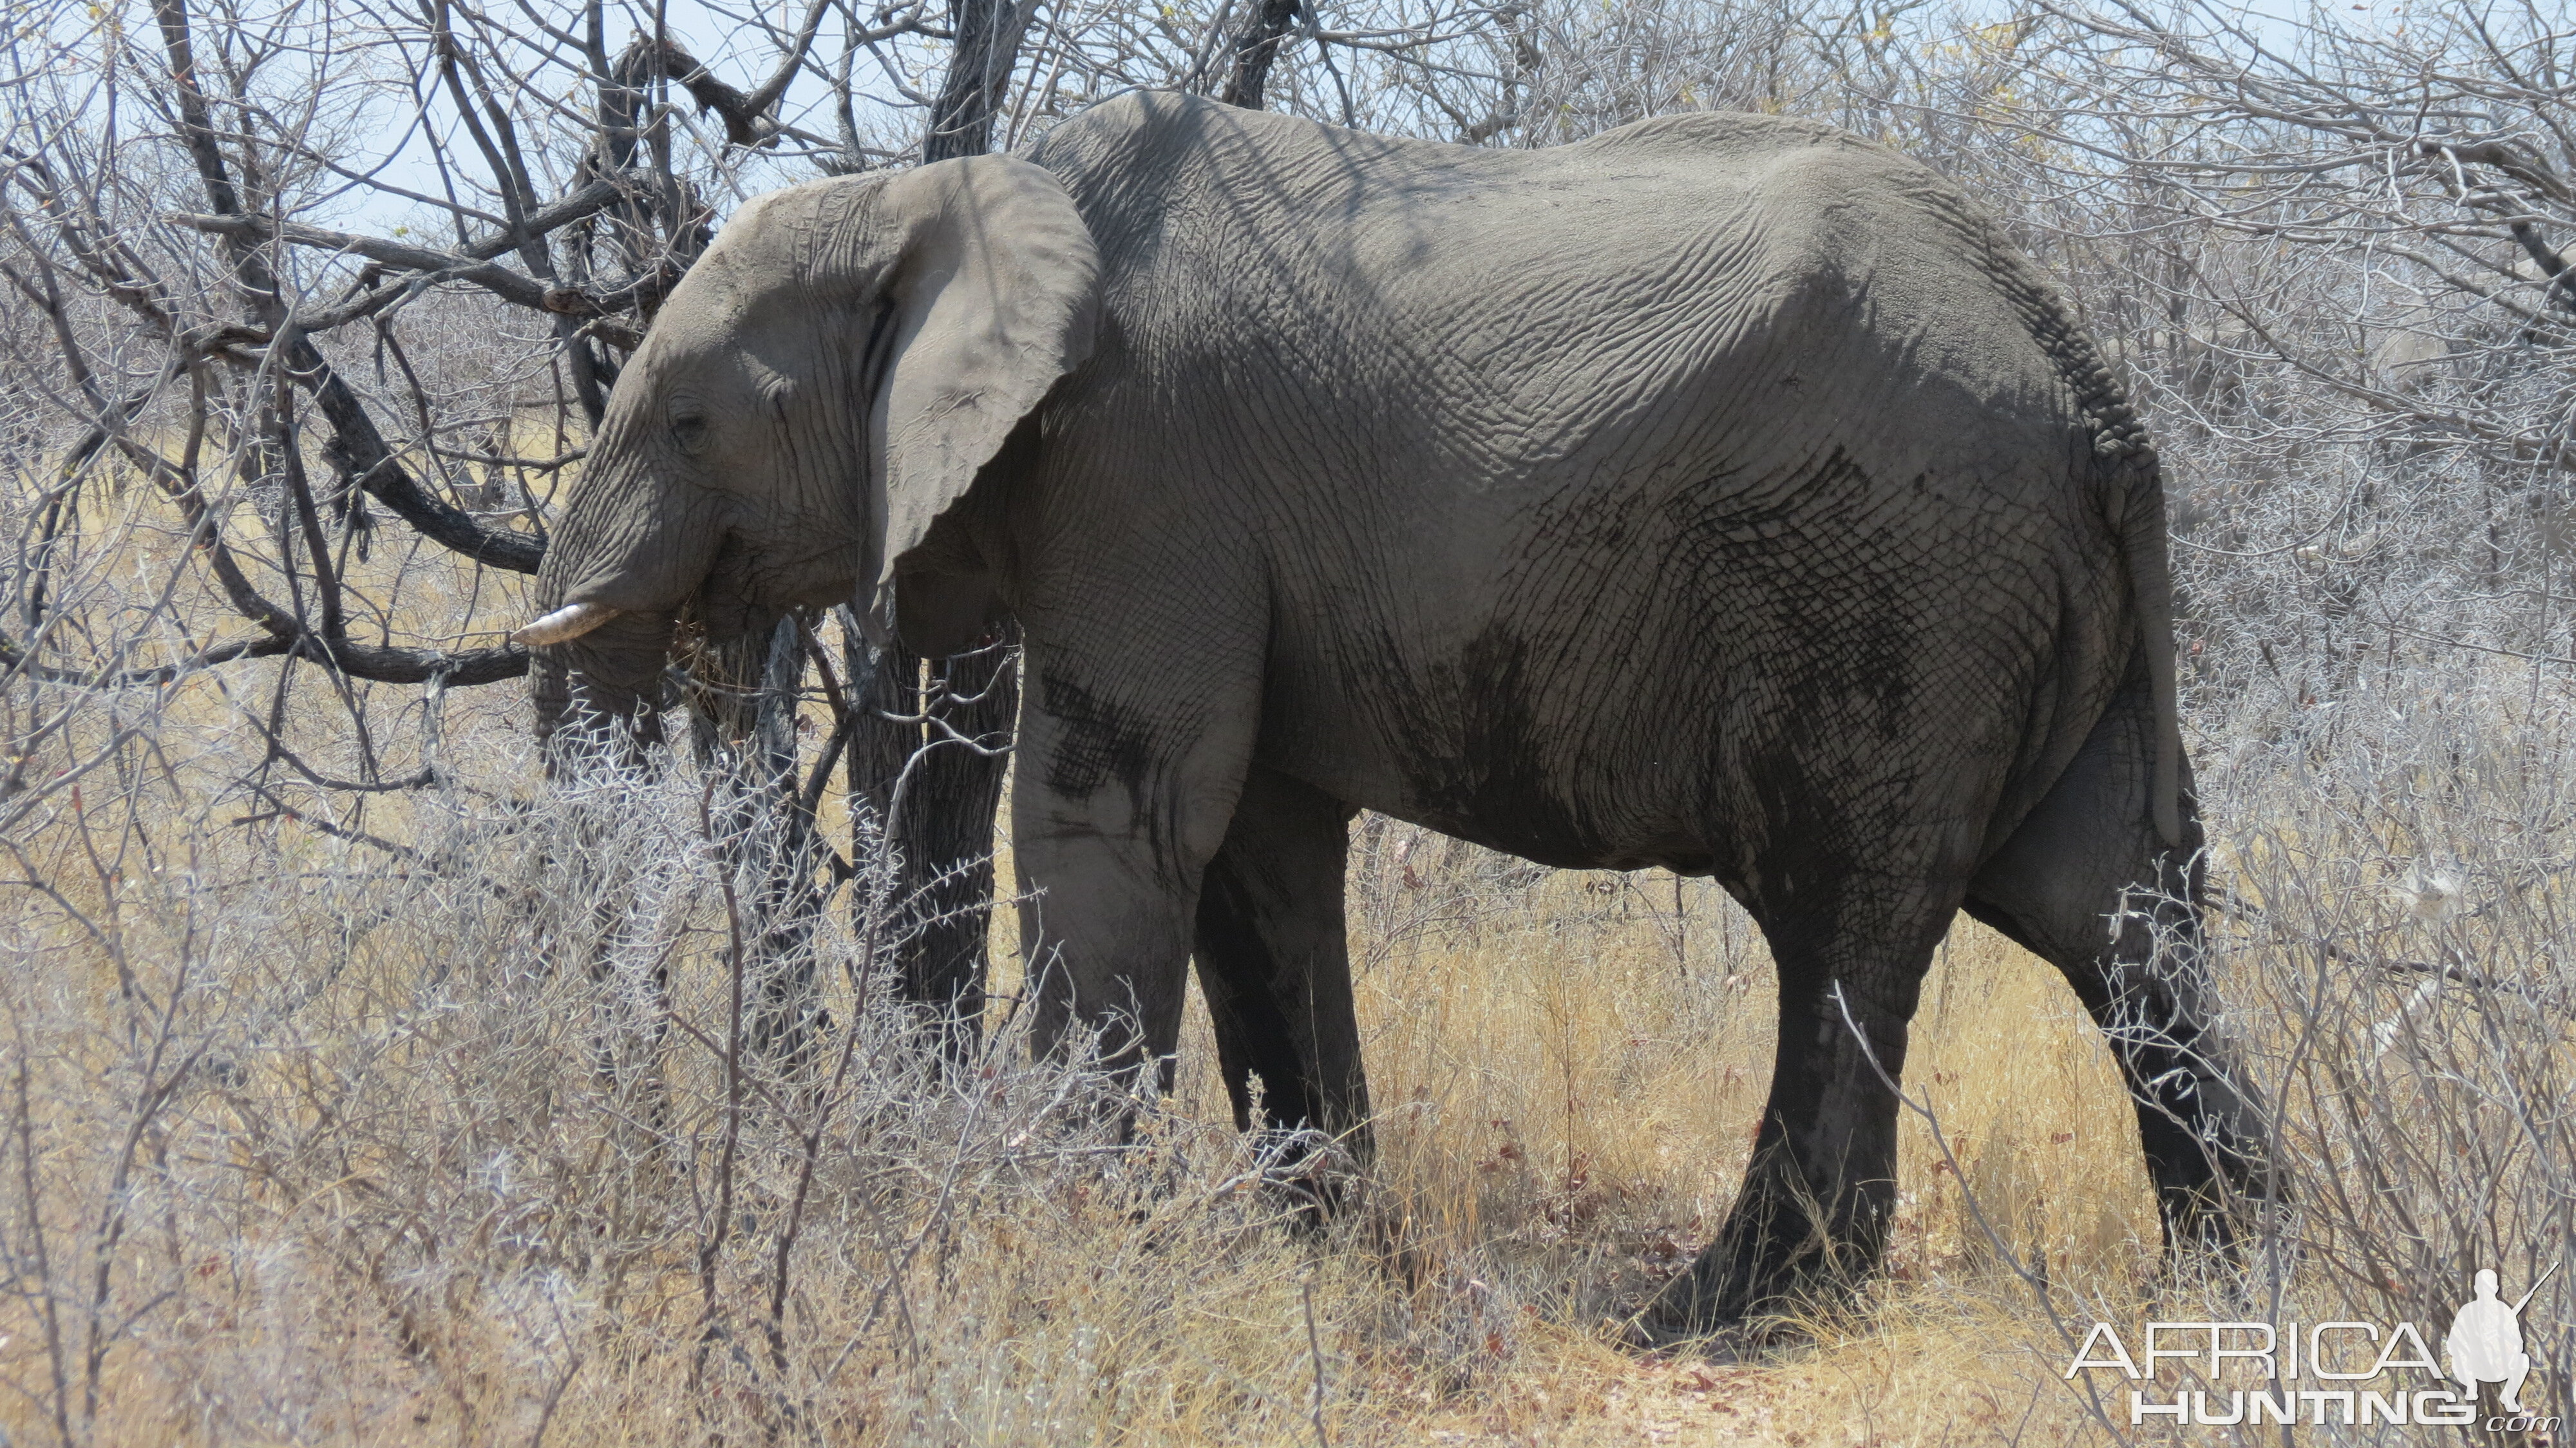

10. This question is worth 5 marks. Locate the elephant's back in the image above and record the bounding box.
[1039,91,2108,513]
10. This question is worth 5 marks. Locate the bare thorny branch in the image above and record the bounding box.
[1,0,1528,816]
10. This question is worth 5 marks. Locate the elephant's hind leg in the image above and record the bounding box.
[1665,870,1961,1329]
[1193,767,1370,1161]
[1964,680,2268,1268]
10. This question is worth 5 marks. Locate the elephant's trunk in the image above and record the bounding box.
[524,452,728,770]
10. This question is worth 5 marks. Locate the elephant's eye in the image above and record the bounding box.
[670,413,710,453]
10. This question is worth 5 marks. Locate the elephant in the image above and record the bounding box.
[518,90,2266,1326]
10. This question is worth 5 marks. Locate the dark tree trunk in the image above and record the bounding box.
[849,628,1016,1059]
[830,0,1030,1060]
[923,0,1035,162]
[688,613,830,1070]
[1219,0,1302,110]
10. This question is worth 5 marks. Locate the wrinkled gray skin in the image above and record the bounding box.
[529,91,2264,1326]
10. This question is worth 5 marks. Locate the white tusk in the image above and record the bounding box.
[511,601,623,646]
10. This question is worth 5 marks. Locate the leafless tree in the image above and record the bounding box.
[1981,4,2576,654]
[0,0,1547,1066]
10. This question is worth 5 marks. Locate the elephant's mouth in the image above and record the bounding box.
[518,487,872,747]
[518,525,860,649]
[710,533,864,624]
[674,533,866,645]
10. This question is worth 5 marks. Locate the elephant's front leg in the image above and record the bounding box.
[1012,654,1260,1098]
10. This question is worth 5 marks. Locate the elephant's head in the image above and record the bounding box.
[520,155,1098,745]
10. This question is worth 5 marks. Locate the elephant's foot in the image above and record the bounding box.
[2137,1094,2283,1305]
[1650,1183,1884,1335]
[2157,1183,2240,1264]
[1648,1254,1859,1341]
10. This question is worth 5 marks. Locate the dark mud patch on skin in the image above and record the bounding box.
[1394,627,1600,868]
[1037,671,1157,801]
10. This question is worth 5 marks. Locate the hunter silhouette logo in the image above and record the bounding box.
[2448,1264,2556,1416]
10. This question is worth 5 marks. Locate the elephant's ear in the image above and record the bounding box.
[863,154,1098,639]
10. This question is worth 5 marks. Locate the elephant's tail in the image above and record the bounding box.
[2108,440,2187,851]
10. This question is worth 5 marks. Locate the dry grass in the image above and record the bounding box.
[0,657,2197,1448]
[2,505,2570,1447]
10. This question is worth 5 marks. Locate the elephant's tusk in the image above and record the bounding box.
[512,601,622,646]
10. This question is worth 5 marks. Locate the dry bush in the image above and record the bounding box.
[2181,653,2576,1443]
[7,639,2565,1448]
[1,703,1353,1445]
[2,675,2173,1445]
